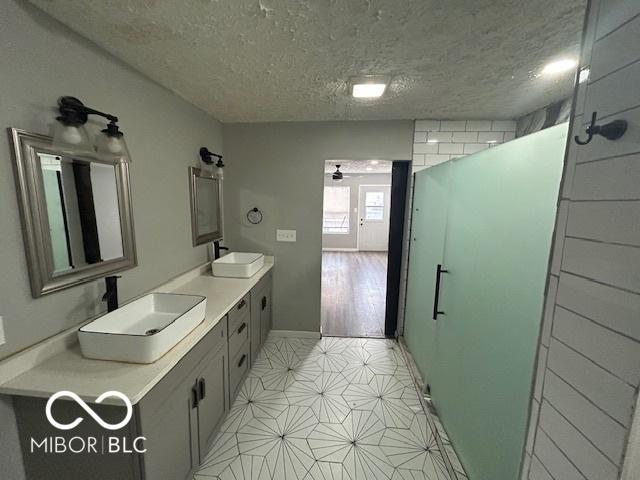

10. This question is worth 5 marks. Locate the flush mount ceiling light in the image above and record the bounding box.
[351,75,390,98]
[353,84,386,98]
[541,58,578,76]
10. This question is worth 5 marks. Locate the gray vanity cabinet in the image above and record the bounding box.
[11,271,273,480]
[139,316,227,479]
[139,370,198,480]
[227,293,251,402]
[250,271,273,366]
[195,345,227,462]
[260,284,272,345]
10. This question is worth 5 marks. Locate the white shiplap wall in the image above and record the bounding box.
[522,1,640,479]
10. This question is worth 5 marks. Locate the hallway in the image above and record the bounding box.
[321,252,388,337]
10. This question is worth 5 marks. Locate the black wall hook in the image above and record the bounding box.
[575,111,627,145]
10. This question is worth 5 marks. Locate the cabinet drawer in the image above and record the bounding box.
[228,316,249,359]
[229,340,250,398]
[228,294,250,335]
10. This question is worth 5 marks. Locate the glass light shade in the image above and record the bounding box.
[352,83,386,98]
[51,122,93,153]
[95,132,131,162]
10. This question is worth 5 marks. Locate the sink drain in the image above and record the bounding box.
[145,328,160,335]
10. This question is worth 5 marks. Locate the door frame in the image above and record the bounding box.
[384,161,410,337]
[356,183,392,251]
[320,159,410,339]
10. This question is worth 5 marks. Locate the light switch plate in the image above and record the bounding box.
[0,316,5,346]
[276,229,297,242]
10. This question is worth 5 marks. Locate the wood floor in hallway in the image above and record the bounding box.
[321,251,388,337]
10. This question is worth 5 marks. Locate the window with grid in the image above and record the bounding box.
[322,186,350,234]
[364,191,385,220]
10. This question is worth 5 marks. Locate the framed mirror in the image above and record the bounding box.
[189,167,223,246]
[9,128,137,297]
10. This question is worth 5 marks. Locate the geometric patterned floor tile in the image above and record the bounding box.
[342,376,415,428]
[193,335,455,480]
[285,372,351,423]
[308,409,394,479]
[221,378,290,432]
[237,406,317,479]
[381,414,440,470]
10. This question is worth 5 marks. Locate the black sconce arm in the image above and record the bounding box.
[57,96,118,125]
[199,147,224,167]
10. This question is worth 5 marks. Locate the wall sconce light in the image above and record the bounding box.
[52,96,130,161]
[199,147,224,178]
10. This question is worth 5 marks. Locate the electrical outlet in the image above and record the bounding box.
[276,229,297,242]
[0,316,5,346]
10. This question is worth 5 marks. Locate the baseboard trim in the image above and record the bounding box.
[269,330,322,339]
[321,248,358,252]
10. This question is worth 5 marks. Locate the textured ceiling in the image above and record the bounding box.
[325,160,393,174]
[29,0,587,122]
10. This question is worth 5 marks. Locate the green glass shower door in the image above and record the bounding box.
[433,124,567,480]
[404,161,451,387]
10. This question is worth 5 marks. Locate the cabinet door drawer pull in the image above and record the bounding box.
[198,377,206,400]
[237,299,247,310]
[237,354,247,368]
[237,322,247,334]
[261,296,267,311]
[191,384,199,408]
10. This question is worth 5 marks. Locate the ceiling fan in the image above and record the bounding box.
[332,164,352,181]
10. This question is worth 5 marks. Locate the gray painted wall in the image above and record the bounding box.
[0,0,223,361]
[0,2,223,476]
[322,172,392,250]
[223,121,413,333]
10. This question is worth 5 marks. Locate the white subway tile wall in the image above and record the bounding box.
[412,119,516,173]
[521,1,640,479]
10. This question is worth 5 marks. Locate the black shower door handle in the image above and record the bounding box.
[433,264,448,320]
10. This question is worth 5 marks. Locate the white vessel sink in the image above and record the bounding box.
[79,293,206,364]
[212,252,264,278]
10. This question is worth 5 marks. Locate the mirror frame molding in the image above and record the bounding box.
[8,128,137,298]
[189,166,223,246]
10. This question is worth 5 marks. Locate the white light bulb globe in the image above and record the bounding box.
[106,137,123,153]
[61,126,82,145]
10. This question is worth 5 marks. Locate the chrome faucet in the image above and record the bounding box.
[102,275,121,312]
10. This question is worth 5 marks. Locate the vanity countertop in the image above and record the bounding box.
[0,258,273,405]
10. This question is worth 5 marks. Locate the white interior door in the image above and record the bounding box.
[358,185,391,251]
